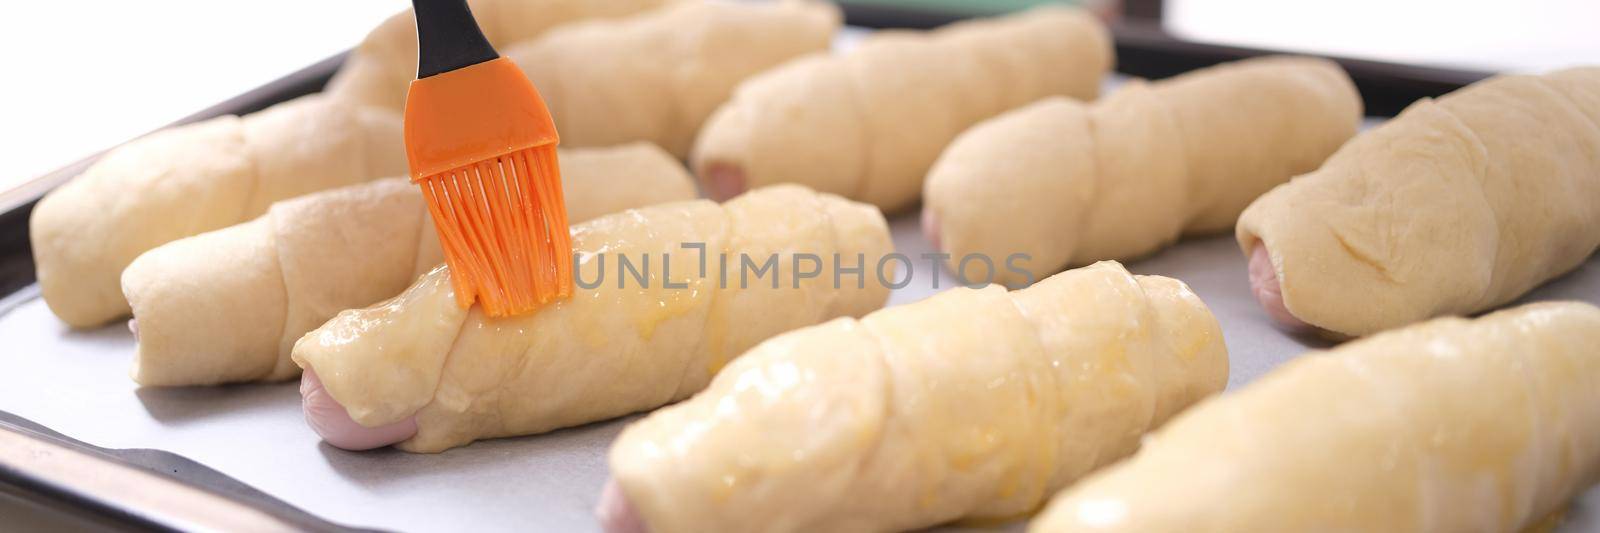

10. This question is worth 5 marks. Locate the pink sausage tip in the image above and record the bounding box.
[1248,245,1312,331]
[596,479,649,533]
[300,369,418,451]
[703,163,748,202]
[920,208,942,252]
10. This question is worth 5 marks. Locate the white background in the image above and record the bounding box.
[1166,0,1600,73]
[0,0,407,195]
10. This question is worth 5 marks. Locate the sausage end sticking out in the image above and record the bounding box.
[1248,244,1312,331]
[300,369,418,450]
[596,478,649,533]
[920,207,942,253]
[702,163,748,202]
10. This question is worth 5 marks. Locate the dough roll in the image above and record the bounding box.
[1032,301,1600,533]
[924,57,1360,287]
[603,261,1228,533]
[498,0,839,157]
[30,94,406,328]
[293,185,893,453]
[123,143,695,387]
[692,6,1111,212]
[327,0,671,111]
[1237,67,1600,337]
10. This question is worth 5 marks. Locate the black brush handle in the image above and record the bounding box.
[412,0,499,79]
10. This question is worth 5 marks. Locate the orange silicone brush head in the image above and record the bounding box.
[404,56,572,317]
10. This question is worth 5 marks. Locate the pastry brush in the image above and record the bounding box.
[404,0,571,317]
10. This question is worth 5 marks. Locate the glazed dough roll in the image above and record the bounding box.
[606,261,1227,533]
[1033,301,1600,533]
[501,0,839,157]
[30,94,405,328]
[924,57,1360,287]
[123,143,694,387]
[293,185,893,453]
[326,0,671,111]
[1237,67,1600,337]
[692,6,1111,211]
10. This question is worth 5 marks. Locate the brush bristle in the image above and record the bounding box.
[417,144,572,317]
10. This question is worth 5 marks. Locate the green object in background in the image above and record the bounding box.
[836,0,1084,17]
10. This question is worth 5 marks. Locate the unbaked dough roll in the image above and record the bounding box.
[924,56,1360,287]
[1032,301,1600,533]
[691,6,1111,212]
[501,0,839,157]
[1238,67,1600,337]
[123,143,694,387]
[30,94,405,329]
[293,185,893,453]
[602,261,1227,533]
[326,0,672,111]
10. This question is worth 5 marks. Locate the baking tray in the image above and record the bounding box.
[2,10,1595,533]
